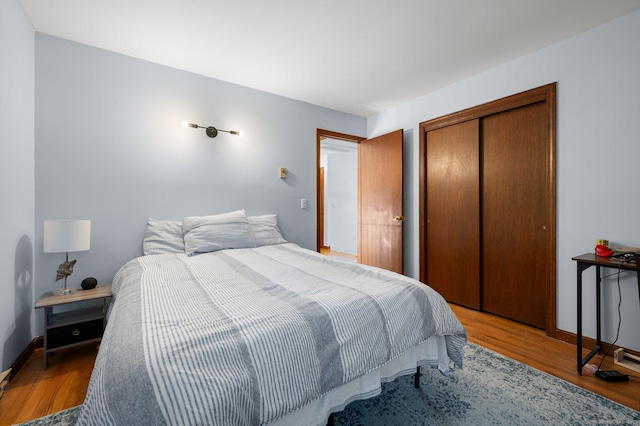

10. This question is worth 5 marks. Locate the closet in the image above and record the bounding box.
[419,84,556,332]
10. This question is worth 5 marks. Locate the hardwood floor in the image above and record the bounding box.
[0,344,96,425]
[320,247,357,260]
[1,305,638,424]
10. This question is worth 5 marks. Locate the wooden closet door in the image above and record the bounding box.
[425,120,480,309]
[481,102,548,328]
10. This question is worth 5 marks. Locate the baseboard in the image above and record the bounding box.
[6,336,43,382]
[555,328,640,360]
[554,329,580,346]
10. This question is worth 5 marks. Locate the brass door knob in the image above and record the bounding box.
[393,215,405,222]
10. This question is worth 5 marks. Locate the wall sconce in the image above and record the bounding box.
[182,121,244,138]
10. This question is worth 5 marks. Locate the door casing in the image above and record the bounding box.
[316,129,365,253]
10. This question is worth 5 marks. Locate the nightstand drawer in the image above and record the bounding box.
[48,318,103,349]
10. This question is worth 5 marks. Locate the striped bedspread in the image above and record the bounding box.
[78,244,466,425]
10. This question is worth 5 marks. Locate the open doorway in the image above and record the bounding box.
[316,129,364,260]
[317,128,405,273]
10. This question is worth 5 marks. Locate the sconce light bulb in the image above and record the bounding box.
[182,121,200,129]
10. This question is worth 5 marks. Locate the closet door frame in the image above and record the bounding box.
[418,83,557,337]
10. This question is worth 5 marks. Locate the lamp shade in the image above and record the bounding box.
[43,220,91,253]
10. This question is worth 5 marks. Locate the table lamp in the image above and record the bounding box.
[43,219,91,295]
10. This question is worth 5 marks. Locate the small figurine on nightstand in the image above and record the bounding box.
[51,254,79,295]
[55,258,76,281]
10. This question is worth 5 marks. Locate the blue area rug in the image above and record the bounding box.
[17,343,640,425]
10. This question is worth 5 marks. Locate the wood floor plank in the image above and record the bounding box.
[0,307,638,424]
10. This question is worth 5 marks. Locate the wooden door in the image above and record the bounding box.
[481,102,548,328]
[358,129,404,273]
[425,120,480,309]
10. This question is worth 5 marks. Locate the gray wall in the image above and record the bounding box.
[0,0,35,371]
[369,10,640,351]
[33,34,365,335]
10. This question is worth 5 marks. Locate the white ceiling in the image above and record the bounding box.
[19,0,640,117]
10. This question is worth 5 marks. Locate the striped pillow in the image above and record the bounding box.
[183,210,256,256]
[143,218,185,255]
[249,215,286,246]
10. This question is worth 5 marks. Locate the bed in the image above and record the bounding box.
[77,211,466,425]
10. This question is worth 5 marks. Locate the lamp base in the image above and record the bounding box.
[53,287,77,296]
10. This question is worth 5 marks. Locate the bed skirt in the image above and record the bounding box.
[269,335,449,426]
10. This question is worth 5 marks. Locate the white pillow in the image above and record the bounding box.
[183,210,256,256]
[143,218,185,255]
[249,214,287,247]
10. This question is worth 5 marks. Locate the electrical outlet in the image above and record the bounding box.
[279,168,287,179]
[301,198,307,209]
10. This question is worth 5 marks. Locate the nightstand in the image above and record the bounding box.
[35,284,112,368]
